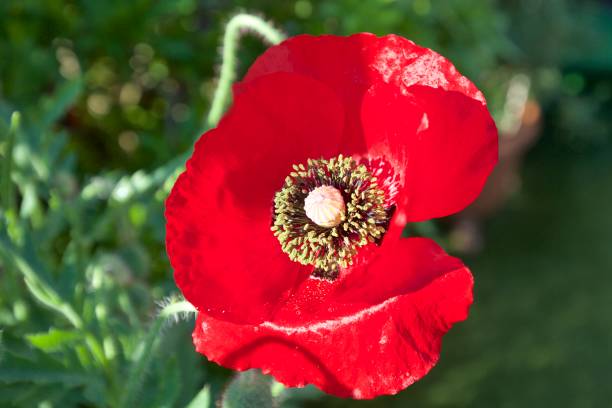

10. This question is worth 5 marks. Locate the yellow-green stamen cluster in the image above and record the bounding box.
[271,155,390,279]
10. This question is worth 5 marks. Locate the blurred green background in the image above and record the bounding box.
[1,0,611,407]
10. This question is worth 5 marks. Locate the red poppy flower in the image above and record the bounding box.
[166,33,497,399]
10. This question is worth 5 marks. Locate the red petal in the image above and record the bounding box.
[242,34,495,222]
[192,238,473,398]
[361,82,498,222]
[244,33,484,106]
[166,72,345,323]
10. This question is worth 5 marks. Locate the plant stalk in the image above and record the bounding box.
[206,13,286,128]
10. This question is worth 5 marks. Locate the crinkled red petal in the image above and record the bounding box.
[166,72,345,324]
[192,238,473,399]
[361,82,498,222]
[243,33,485,105]
[242,34,497,222]
[169,34,493,398]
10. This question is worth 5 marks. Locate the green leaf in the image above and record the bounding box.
[0,230,83,328]
[0,346,105,405]
[0,330,4,364]
[0,366,105,406]
[25,328,82,352]
[1,112,19,212]
[0,383,71,407]
[0,367,97,387]
[149,358,181,408]
[186,385,211,408]
[40,79,83,128]
[111,154,186,203]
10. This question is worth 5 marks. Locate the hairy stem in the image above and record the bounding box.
[118,298,196,408]
[206,13,286,128]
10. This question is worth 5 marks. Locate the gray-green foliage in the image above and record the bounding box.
[0,82,198,406]
[0,7,286,407]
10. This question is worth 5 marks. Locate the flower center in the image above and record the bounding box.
[304,185,345,228]
[271,155,391,279]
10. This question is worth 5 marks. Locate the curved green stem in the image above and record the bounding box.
[118,298,196,408]
[206,13,286,128]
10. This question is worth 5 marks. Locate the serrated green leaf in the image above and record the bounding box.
[0,229,83,328]
[25,328,82,352]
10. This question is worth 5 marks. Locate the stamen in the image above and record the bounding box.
[271,155,393,277]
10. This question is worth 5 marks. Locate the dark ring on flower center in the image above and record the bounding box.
[271,155,393,279]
